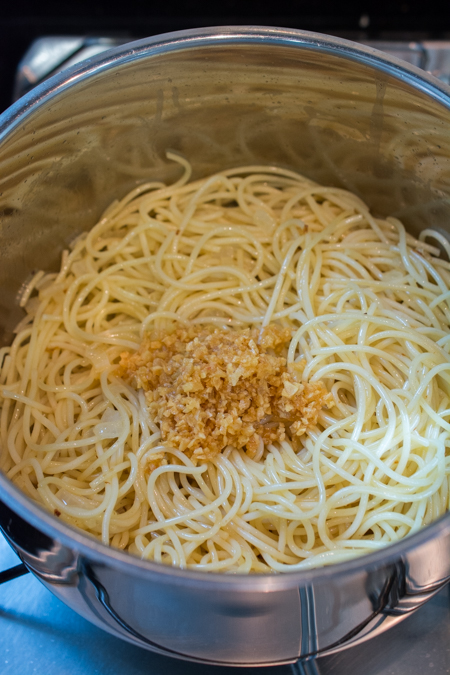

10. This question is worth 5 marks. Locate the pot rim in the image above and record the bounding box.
[1,25,450,591]
[2,24,450,142]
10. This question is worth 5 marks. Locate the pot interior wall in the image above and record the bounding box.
[1,38,450,344]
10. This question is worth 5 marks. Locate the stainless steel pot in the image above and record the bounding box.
[0,26,450,668]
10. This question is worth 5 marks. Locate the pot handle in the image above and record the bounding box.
[0,562,29,585]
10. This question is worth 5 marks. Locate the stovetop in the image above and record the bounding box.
[1,30,450,675]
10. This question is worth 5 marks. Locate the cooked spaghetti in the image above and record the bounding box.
[1,154,449,572]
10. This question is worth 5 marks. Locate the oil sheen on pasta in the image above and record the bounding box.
[1,154,450,573]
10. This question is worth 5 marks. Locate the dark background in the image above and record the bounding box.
[1,0,450,113]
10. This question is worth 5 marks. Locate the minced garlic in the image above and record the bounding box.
[119,325,333,462]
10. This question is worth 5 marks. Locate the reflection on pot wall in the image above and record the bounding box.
[1,41,450,345]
